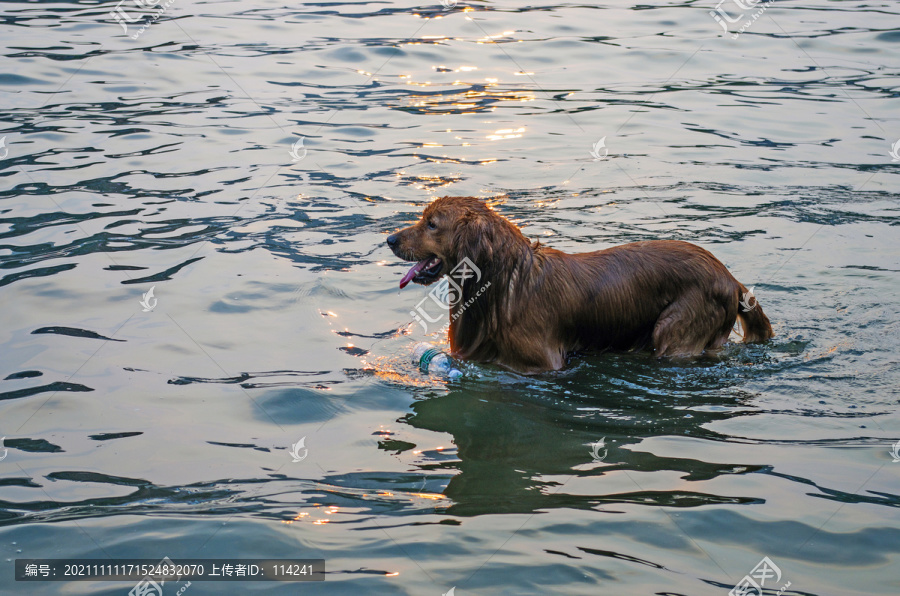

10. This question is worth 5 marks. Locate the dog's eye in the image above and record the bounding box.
[427,220,437,230]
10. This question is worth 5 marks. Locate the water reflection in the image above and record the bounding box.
[403,352,770,516]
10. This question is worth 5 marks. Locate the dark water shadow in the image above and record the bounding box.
[401,349,777,516]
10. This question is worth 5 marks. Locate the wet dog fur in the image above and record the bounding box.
[387,196,773,374]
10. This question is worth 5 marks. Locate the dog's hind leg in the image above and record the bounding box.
[651,291,729,357]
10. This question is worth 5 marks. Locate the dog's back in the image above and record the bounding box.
[522,240,772,356]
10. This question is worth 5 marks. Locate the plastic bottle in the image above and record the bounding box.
[412,342,462,380]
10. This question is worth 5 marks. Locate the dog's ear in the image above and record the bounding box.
[450,210,493,268]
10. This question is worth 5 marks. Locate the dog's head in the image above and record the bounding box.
[386,196,495,288]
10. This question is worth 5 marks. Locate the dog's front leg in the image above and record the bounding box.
[496,337,565,374]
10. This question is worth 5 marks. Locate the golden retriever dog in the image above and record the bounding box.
[387,196,773,374]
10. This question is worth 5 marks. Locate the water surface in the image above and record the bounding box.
[1,0,899,594]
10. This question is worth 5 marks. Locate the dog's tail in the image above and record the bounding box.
[735,283,774,343]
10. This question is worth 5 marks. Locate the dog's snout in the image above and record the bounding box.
[386,233,399,248]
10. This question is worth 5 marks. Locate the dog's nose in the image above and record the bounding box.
[386,233,399,248]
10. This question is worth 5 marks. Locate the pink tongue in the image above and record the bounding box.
[399,259,430,289]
